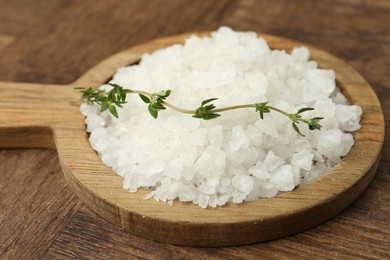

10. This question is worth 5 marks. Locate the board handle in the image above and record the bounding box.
[0,81,83,149]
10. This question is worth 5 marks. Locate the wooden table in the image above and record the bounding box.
[0,0,389,258]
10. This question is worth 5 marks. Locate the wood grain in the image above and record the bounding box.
[0,150,82,259]
[0,0,389,258]
[0,34,13,52]
[0,32,384,247]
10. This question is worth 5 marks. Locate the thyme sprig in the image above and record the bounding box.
[77,84,323,136]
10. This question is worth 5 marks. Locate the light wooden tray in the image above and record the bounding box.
[0,33,384,247]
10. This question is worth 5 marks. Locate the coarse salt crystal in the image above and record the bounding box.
[82,27,361,208]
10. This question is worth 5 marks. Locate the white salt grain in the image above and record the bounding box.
[188,128,208,146]
[229,125,250,151]
[85,114,105,132]
[270,165,295,191]
[317,129,354,158]
[291,149,314,171]
[335,104,363,132]
[263,151,285,172]
[82,27,362,208]
[232,175,254,194]
[249,162,270,180]
[258,181,279,198]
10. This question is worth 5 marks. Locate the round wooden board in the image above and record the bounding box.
[0,32,384,247]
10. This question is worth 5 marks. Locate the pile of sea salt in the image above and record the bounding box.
[81,27,362,208]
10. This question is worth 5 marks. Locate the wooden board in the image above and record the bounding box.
[0,33,384,247]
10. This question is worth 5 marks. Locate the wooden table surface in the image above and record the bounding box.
[0,0,389,259]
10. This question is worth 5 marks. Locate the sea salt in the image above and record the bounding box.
[81,27,362,208]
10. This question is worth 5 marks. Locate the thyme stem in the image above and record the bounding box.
[266,106,291,117]
[162,101,195,114]
[211,104,255,113]
[76,84,323,136]
[127,89,195,114]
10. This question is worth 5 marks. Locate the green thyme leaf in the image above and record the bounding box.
[201,98,218,106]
[154,90,171,98]
[297,107,314,114]
[255,101,270,119]
[292,122,304,137]
[307,117,324,130]
[139,94,151,104]
[204,113,221,120]
[97,96,108,103]
[108,104,118,118]
[101,101,109,112]
[193,98,220,120]
[148,104,158,119]
[108,83,121,89]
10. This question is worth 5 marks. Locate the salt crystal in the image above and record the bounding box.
[160,178,171,192]
[91,138,110,153]
[256,117,279,138]
[292,139,311,152]
[217,195,230,206]
[207,176,221,188]
[229,125,249,151]
[164,159,184,180]
[198,182,215,195]
[209,196,219,208]
[113,122,128,136]
[270,165,295,191]
[188,128,208,146]
[249,162,270,180]
[168,180,182,194]
[81,27,361,208]
[263,151,285,171]
[335,105,362,131]
[179,188,195,202]
[232,175,254,194]
[317,129,352,158]
[80,103,97,116]
[291,47,310,62]
[207,125,224,146]
[292,166,300,186]
[197,194,210,209]
[313,99,336,118]
[89,127,107,145]
[291,149,314,171]
[232,190,246,203]
[182,168,195,182]
[258,181,279,197]
[247,125,263,146]
[340,133,354,156]
[221,177,231,186]
[101,154,115,167]
[194,146,226,177]
[333,92,348,105]
[85,114,105,132]
[246,181,261,201]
